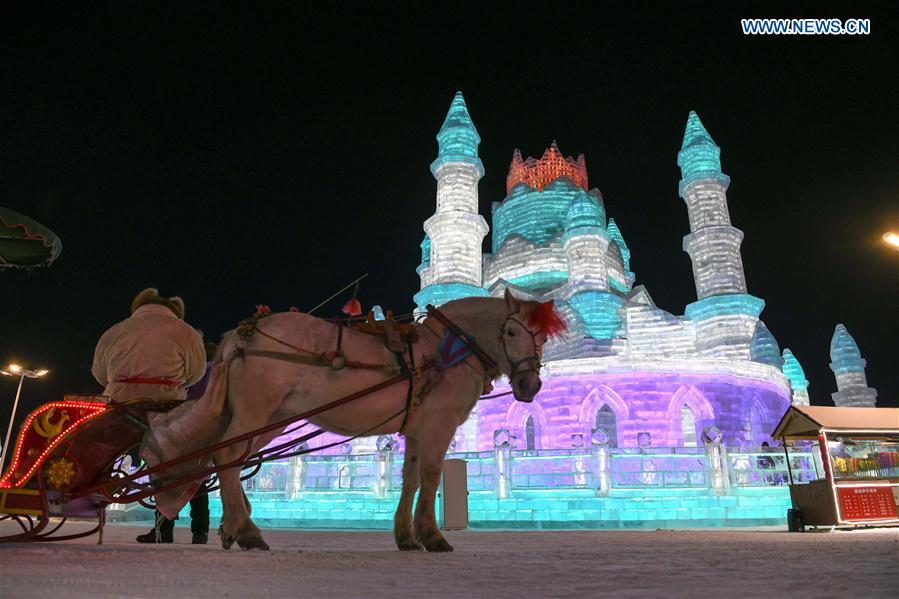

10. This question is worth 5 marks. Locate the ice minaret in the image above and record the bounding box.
[781,348,810,406]
[750,321,783,368]
[829,324,878,407]
[562,191,610,293]
[678,111,763,358]
[414,92,489,312]
[607,218,633,281]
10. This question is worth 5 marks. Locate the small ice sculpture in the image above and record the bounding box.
[701,426,723,446]
[493,429,511,448]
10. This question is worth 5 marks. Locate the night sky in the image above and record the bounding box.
[1,3,896,429]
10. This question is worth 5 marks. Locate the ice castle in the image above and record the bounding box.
[413,92,878,453]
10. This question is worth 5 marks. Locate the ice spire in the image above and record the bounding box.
[678,110,759,359]
[431,91,483,176]
[415,91,489,313]
[781,348,810,406]
[607,218,631,272]
[750,321,783,368]
[829,324,878,407]
[564,192,604,231]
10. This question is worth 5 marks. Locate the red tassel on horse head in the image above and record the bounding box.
[529,300,567,337]
[342,297,363,317]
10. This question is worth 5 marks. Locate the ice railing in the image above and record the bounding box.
[239,445,820,497]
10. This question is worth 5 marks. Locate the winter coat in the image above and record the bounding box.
[92,304,206,402]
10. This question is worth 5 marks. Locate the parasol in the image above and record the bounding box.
[0,206,62,269]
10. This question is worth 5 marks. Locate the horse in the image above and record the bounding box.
[147,289,564,552]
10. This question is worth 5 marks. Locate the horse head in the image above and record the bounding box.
[500,289,566,403]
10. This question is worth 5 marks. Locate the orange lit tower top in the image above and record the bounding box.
[506,141,589,194]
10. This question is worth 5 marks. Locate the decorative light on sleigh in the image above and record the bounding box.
[0,401,108,488]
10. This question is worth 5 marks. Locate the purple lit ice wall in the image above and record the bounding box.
[474,370,792,451]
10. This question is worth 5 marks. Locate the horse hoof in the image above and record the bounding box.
[237,530,270,551]
[240,540,270,551]
[423,537,454,553]
[397,542,423,551]
[219,526,235,550]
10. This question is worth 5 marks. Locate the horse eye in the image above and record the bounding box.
[506,329,516,337]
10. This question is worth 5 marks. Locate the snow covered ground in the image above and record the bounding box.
[1,522,896,598]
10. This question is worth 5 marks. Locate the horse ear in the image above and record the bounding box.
[504,287,520,312]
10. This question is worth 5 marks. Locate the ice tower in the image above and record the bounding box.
[829,324,878,407]
[415,92,489,312]
[678,111,763,358]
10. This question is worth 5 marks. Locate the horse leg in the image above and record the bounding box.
[215,421,272,551]
[217,466,249,550]
[413,421,456,552]
[393,435,421,550]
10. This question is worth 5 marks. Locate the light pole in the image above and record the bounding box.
[0,364,48,476]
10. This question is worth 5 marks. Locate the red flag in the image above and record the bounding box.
[342,297,362,316]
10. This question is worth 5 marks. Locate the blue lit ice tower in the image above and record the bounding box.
[415,92,489,312]
[781,348,810,405]
[829,324,878,407]
[679,111,764,358]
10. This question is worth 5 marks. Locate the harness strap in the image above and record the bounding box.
[334,318,344,354]
[426,304,498,372]
[397,341,418,434]
[115,377,182,387]
[237,348,395,371]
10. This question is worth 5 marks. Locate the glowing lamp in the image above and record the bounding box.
[883,232,899,250]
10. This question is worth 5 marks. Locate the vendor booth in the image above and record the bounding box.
[773,405,899,530]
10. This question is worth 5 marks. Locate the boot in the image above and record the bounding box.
[136,512,174,543]
[189,488,210,545]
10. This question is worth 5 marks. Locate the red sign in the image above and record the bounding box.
[837,486,897,521]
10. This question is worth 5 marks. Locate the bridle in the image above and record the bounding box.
[499,313,544,382]
[424,304,545,386]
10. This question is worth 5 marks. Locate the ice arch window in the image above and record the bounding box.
[525,415,536,450]
[680,405,698,447]
[594,405,618,448]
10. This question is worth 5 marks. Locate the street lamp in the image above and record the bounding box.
[883,232,899,251]
[0,364,49,476]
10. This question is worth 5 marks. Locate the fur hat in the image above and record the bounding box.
[131,288,185,320]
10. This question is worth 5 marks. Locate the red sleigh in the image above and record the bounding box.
[0,395,183,542]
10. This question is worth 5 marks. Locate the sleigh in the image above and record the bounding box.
[0,352,443,543]
[0,370,424,544]
[0,396,187,542]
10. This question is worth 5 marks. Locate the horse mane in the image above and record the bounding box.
[527,300,567,337]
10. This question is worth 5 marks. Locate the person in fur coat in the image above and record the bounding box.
[92,288,206,403]
[92,288,207,543]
